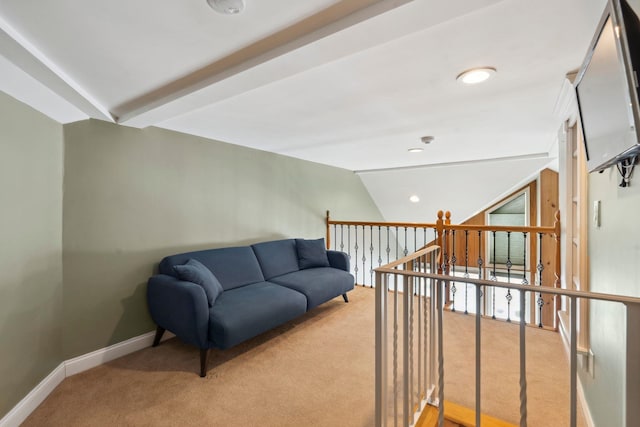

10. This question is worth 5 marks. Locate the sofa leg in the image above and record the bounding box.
[153,326,165,347]
[200,349,208,378]
[342,293,349,303]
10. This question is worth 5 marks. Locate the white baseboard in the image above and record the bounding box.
[558,311,596,427]
[577,375,596,427]
[65,330,174,376]
[0,329,175,427]
[0,363,65,427]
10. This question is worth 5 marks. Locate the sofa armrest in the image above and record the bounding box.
[327,250,350,272]
[147,274,210,349]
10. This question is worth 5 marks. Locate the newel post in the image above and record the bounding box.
[554,210,561,288]
[326,210,331,250]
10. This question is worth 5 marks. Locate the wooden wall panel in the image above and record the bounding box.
[539,168,559,328]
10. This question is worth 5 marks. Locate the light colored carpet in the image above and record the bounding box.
[443,309,586,427]
[23,287,583,426]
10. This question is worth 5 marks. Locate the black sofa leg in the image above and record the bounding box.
[153,326,165,347]
[342,293,349,303]
[200,349,208,378]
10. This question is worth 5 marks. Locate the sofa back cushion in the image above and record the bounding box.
[296,238,330,269]
[251,239,300,280]
[159,246,265,290]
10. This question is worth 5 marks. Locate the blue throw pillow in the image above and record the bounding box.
[296,238,330,269]
[173,258,223,306]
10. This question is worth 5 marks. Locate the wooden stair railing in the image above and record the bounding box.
[326,209,561,329]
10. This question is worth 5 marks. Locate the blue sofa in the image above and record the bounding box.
[147,238,354,376]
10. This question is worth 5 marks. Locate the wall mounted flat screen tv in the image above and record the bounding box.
[575,0,640,172]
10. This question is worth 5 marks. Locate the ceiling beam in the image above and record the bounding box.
[116,0,415,126]
[0,15,114,122]
[355,153,552,174]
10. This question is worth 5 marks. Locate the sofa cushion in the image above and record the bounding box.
[269,267,354,310]
[209,281,307,349]
[159,246,265,291]
[173,258,223,306]
[296,238,330,269]
[252,239,300,280]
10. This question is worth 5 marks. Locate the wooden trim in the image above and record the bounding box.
[415,401,518,427]
[443,223,555,233]
[443,401,518,427]
[327,220,555,235]
[325,210,331,249]
[327,219,437,228]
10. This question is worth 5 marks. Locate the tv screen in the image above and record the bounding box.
[575,0,640,172]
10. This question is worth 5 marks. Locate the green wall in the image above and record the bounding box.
[62,119,383,358]
[581,167,640,426]
[0,91,64,417]
[0,104,382,419]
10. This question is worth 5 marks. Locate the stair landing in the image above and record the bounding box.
[416,401,517,427]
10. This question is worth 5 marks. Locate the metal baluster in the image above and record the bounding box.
[386,228,391,291]
[442,230,449,306]
[418,264,422,401]
[414,227,418,295]
[464,230,469,315]
[537,232,544,328]
[354,226,359,285]
[522,233,529,285]
[386,227,391,264]
[362,226,367,288]
[378,226,382,268]
[393,273,399,427]
[395,226,399,264]
[506,231,513,322]
[442,230,448,273]
[370,226,374,287]
[347,226,352,281]
[340,225,344,253]
[423,227,427,250]
[519,288,528,426]
[408,268,414,421]
[404,227,408,257]
[451,230,457,312]
[477,231,483,314]
[433,228,437,274]
[334,225,337,251]
[423,271,428,402]
[491,230,497,319]
[520,231,535,321]
[477,230,483,279]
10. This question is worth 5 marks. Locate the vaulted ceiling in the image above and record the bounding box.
[0,0,607,219]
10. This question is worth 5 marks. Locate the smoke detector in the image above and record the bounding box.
[207,0,245,15]
[421,136,435,144]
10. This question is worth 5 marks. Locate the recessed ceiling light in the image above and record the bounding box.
[207,0,245,14]
[421,136,435,144]
[456,67,496,84]
[409,195,420,203]
[408,148,424,153]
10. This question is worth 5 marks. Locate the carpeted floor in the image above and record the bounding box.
[23,286,584,426]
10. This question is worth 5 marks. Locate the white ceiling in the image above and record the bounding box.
[0,0,608,219]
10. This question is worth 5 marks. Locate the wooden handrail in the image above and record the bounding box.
[327,219,438,229]
[377,244,440,270]
[326,210,558,236]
